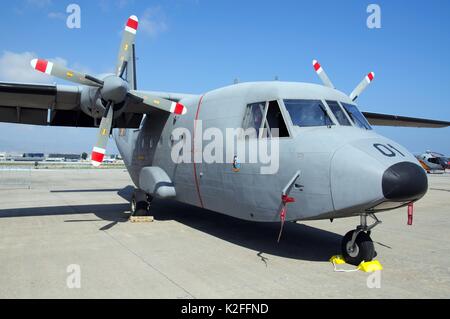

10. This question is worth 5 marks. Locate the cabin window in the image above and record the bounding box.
[264,100,290,137]
[340,103,372,130]
[284,99,334,127]
[326,101,352,126]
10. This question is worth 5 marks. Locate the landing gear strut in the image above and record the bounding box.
[341,213,381,266]
[130,189,153,216]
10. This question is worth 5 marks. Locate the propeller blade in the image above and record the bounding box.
[30,58,104,87]
[91,102,114,167]
[116,15,139,78]
[312,60,335,88]
[349,72,375,101]
[129,91,187,115]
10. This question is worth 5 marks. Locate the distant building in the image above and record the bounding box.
[47,154,81,162]
[21,153,45,162]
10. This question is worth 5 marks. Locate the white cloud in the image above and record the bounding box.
[0,51,103,84]
[47,11,66,20]
[140,6,168,37]
[0,51,66,84]
[26,0,52,8]
[98,0,134,12]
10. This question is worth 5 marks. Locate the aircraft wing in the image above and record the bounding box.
[0,82,194,128]
[363,112,450,128]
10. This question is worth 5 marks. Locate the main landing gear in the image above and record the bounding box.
[130,188,153,217]
[341,213,381,266]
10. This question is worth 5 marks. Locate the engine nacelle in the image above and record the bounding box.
[80,73,129,120]
[80,86,105,119]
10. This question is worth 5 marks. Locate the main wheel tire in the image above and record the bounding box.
[130,194,149,216]
[130,194,137,213]
[341,230,375,266]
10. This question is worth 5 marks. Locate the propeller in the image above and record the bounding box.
[30,58,104,87]
[349,72,375,101]
[312,59,375,102]
[312,60,334,88]
[30,15,187,167]
[129,90,187,115]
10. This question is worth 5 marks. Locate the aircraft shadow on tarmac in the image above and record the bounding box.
[0,186,342,262]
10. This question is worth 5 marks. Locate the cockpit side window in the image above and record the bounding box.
[243,101,290,138]
[243,102,266,133]
[326,101,352,126]
[283,99,334,127]
[340,103,372,130]
[264,100,290,138]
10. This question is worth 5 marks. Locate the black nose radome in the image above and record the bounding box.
[382,162,428,201]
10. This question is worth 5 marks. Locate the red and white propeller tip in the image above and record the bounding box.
[125,15,139,34]
[366,72,375,83]
[91,147,106,167]
[30,58,53,75]
[170,102,187,115]
[312,59,323,73]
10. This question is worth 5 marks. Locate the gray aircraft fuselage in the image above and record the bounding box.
[114,81,427,223]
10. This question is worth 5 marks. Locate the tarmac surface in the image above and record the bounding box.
[0,169,449,298]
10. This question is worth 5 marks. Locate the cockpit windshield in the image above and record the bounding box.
[340,103,372,130]
[284,99,334,127]
[326,101,351,126]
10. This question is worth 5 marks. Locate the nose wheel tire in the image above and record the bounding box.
[341,230,375,266]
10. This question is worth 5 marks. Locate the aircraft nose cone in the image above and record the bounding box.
[382,162,428,201]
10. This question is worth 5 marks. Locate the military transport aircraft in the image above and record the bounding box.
[1,15,449,265]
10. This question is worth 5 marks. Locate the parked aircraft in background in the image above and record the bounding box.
[416,151,449,173]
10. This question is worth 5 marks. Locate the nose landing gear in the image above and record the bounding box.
[341,213,381,266]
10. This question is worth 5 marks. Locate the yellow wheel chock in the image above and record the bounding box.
[330,255,383,273]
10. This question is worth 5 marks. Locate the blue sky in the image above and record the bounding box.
[0,0,449,155]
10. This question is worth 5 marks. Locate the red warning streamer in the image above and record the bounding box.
[277,195,295,243]
[407,203,414,226]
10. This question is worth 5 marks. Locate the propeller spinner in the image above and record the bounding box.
[30,15,187,167]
